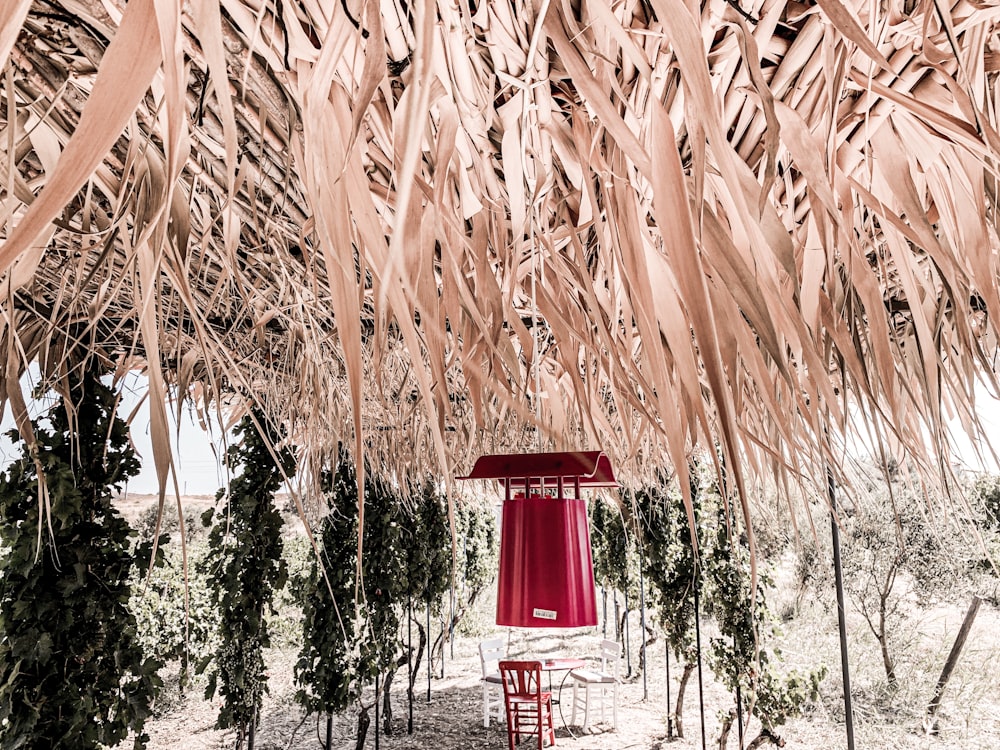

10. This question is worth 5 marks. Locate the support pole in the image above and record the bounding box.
[926,596,982,733]
[602,587,607,638]
[375,675,380,750]
[735,644,744,749]
[625,590,632,678]
[828,468,856,750]
[427,604,432,702]
[639,556,648,701]
[407,595,413,734]
[665,641,673,738]
[694,568,706,750]
[440,605,446,679]
[449,585,455,660]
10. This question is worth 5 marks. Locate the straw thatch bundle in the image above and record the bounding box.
[2,0,1000,512]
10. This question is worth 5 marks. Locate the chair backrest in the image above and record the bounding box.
[498,659,544,700]
[599,639,621,679]
[479,638,505,677]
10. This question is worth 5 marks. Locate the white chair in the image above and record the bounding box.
[479,637,506,727]
[569,638,620,731]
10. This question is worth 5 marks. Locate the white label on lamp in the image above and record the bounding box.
[533,608,557,620]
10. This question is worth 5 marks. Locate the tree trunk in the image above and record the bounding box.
[640,624,657,673]
[429,587,484,667]
[409,619,426,694]
[382,667,396,735]
[746,728,784,748]
[878,588,896,688]
[674,661,696,738]
[355,706,371,750]
[718,708,736,749]
[382,651,409,736]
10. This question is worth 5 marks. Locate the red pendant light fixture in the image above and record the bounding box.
[458,451,617,628]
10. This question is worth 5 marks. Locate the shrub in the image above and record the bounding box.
[0,359,161,749]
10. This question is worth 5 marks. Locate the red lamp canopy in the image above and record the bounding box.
[458,451,617,628]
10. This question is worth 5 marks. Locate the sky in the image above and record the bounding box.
[0,369,228,496]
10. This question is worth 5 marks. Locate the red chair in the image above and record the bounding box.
[499,660,556,750]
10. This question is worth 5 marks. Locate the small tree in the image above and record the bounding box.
[429,494,499,663]
[295,454,364,748]
[201,410,294,748]
[0,358,160,748]
[590,495,641,660]
[839,465,974,690]
[701,477,824,749]
[403,479,452,688]
[636,479,700,738]
[360,472,406,736]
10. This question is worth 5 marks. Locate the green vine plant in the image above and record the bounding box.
[200,409,295,750]
[0,356,161,749]
[360,468,406,739]
[296,449,410,748]
[635,477,700,738]
[398,478,450,727]
[699,470,825,749]
[590,495,643,672]
[424,489,497,676]
[295,451,365,749]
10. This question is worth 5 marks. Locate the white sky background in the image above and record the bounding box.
[0,370,229,495]
[2,371,1000,495]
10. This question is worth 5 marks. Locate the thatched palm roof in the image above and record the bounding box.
[2,0,1000,511]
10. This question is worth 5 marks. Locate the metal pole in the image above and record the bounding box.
[439,603,445,679]
[614,595,620,641]
[694,568,706,750]
[407,595,413,734]
[735,642,744,749]
[665,641,673,738]
[426,604,432,702]
[828,468,857,750]
[639,556,648,701]
[375,675,381,750]
[624,590,632,678]
[602,587,607,638]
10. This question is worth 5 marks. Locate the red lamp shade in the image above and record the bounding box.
[458,451,617,629]
[497,493,597,627]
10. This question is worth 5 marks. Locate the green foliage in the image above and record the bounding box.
[0,360,161,749]
[590,495,640,602]
[129,541,216,682]
[296,452,410,716]
[454,497,498,615]
[970,473,1000,533]
[201,410,295,740]
[635,479,698,662]
[295,455,364,715]
[359,472,406,676]
[699,475,824,743]
[402,479,452,608]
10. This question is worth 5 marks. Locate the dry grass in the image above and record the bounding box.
[3,0,1000,522]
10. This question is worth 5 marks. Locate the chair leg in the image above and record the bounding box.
[571,681,578,726]
[582,684,592,732]
[484,684,490,728]
[611,683,618,729]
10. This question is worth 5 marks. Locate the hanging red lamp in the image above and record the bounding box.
[458,451,617,628]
